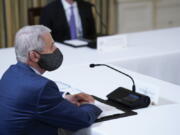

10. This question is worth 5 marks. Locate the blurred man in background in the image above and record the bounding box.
[40,0,96,42]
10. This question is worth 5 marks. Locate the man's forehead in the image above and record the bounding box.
[40,32,51,38]
[41,34,54,49]
[41,33,54,43]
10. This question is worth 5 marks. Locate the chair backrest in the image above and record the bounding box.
[28,7,42,25]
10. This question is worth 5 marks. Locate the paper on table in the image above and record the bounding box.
[55,81,82,94]
[55,81,124,118]
[94,100,124,119]
[55,81,71,90]
[64,39,88,46]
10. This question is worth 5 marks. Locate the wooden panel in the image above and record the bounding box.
[156,0,180,28]
[118,1,153,33]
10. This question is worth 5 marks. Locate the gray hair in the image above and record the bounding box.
[14,25,51,63]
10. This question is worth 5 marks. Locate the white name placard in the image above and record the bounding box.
[97,34,127,52]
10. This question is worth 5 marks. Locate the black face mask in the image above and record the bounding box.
[38,48,63,71]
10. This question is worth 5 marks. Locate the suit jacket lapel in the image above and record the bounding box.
[56,0,71,38]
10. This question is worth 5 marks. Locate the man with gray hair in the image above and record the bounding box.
[0,25,102,135]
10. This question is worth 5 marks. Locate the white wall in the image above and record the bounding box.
[117,0,180,33]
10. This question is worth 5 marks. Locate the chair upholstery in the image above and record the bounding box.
[28,7,42,25]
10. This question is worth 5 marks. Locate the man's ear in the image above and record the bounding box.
[28,51,40,63]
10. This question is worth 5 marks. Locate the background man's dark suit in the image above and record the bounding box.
[40,0,96,42]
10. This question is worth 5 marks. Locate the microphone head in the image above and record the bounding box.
[89,64,95,68]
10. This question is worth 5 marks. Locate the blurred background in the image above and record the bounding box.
[0,0,180,48]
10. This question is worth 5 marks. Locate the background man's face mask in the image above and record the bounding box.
[38,48,63,71]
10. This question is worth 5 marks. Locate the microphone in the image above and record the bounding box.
[90,64,136,92]
[89,63,151,109]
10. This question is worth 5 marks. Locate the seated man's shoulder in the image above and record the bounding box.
[8,63,55,89]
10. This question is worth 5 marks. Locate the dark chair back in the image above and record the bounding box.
[28,7,42,25]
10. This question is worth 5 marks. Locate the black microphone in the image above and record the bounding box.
[90,64,136,92]
[89,63,151,109]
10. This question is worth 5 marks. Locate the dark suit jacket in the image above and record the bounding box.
[0,62,101,135]
[40,0,96,42]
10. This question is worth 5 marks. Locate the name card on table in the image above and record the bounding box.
[136,81,160,105]
[97,34,127,52]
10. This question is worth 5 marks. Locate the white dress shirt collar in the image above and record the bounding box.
[62,0,77,10]
[30,66,42,75]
